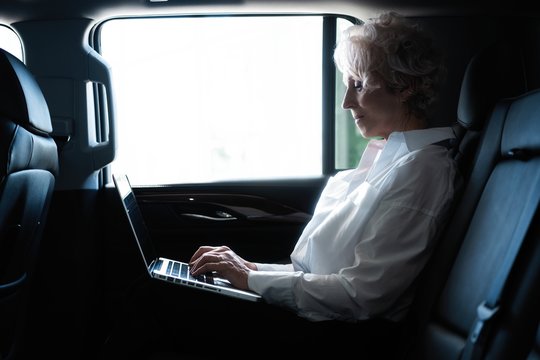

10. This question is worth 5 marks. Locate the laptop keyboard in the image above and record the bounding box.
[156,259,214,284]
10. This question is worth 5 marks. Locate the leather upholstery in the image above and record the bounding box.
[399,40,538,359]
[453,42,528,183]
[408,89,540,360]
[0,48,52,133]
[0,48,58,359]
[457,42,527,132]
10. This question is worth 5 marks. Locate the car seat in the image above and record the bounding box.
[401,40,540,359]
[0,48,58,360]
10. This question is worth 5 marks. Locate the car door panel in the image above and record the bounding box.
[131,178,328,264]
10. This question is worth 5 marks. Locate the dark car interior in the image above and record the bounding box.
[1,0,540,359]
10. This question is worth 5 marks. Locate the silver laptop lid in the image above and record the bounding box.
[113,173,157,272]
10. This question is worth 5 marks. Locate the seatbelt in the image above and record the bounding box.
[461,150,540,360]
[432,137,457,150]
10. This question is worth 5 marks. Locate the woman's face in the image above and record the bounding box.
[341,73,407,139]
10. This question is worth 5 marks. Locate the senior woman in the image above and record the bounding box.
[189,11,459,357]
[101,12,460,359]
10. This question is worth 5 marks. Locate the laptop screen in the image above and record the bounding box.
[113,173,158,270]
[113,173,263,302]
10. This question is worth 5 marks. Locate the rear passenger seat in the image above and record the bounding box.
[450,41,527,182]
[397,42,540,359]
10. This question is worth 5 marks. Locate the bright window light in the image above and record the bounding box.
[100,16,323,185]
[0,25,23,61]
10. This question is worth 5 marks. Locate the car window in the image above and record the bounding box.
[98,15,360,185]
[0,25,23,60]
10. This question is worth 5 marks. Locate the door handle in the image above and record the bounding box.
[180,211,238,221]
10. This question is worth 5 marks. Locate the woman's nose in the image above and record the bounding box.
[342,89,355,109]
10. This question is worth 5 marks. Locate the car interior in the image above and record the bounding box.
[1,0,540,359]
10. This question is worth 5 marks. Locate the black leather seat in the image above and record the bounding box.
[396,42,534,359]
[451,41,527,181]
[403,88,540,359]
[0,48,58,360]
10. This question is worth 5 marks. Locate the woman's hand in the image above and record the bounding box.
[189,245,257,290]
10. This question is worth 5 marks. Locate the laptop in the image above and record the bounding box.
[112,173,262,302]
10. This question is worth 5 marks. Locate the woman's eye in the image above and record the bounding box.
[353,81,363,90]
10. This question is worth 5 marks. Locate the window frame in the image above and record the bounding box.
[90,13,360,185]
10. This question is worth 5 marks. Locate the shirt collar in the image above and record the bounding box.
[391,126,457,152]
[360,126,456,184]
[349,126,457,186]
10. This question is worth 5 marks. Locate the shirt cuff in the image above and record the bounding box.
[253,263,294,272]
[248,270,302,310]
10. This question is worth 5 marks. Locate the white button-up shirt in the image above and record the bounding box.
[248,127,459,322]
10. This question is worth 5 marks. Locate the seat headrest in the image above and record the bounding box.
[457,42,528,131]
[501,89,540,158]
[0,48,52,134]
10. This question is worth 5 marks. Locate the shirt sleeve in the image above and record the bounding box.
[254,263,294,272]
[247,149,457,322]
[248,205,441,321]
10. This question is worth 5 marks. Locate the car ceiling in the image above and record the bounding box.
[0,0,534,25]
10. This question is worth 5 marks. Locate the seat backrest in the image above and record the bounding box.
[486,211,540,360]
[0,48,58,359]
[397,42,532,359]
[410,88,540,360]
